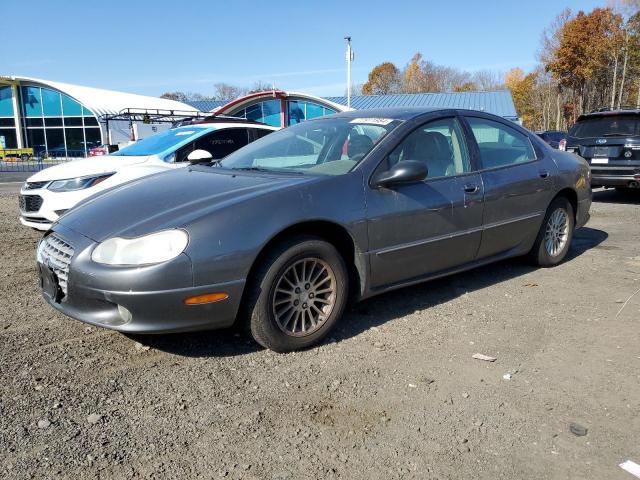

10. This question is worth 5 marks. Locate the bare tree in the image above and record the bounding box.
[212,83,247,101]
[160,91,190,102]
[472,70,505,90]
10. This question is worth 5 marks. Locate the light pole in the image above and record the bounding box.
[344,36,353,108]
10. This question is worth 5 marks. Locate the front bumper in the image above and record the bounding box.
[20,216,53,230]
[19,186,96,230]
[38,225,245,333]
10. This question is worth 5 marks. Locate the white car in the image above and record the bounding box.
[19,120,277,230]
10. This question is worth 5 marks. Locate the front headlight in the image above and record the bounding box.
[91,230,189,266]
[48,173,114,192]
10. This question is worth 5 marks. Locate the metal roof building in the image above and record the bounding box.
[186,99,228,112]
[324,91,519,121]
[185,90,519,122]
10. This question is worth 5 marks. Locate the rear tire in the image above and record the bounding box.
[528,197,575,267]
[242,236,348,352]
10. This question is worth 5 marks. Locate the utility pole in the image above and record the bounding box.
[344,36,353,109]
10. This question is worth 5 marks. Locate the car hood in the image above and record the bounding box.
[28,155,151,182]
[58,167,316,242]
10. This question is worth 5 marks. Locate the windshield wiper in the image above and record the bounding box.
[231,166,272,172]
[231,166,304,175]
[601,133,635,137]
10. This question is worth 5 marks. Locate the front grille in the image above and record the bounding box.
[38,234,74,295]
[19,194,43,213]
[24,181,48,190]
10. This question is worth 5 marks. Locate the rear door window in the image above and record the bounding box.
[466,117,536,169]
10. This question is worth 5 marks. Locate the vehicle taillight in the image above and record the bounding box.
[559,139,567,151]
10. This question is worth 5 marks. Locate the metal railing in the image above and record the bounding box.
[0,150,88,173]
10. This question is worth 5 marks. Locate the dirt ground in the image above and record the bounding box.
[1,186,639,480]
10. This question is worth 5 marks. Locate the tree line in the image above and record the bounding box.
[360,1,640,130]
[359,54,504,95]
[161,2,640,131]
[160,81,276,103]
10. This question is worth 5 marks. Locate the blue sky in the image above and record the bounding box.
[2,0,605,97]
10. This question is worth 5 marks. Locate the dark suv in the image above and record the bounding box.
[564,108,640,190]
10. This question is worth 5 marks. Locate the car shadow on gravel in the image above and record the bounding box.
[334,226,608,344]
[124,329,261,358]
[593,188,640,205]
[132,227,607,357]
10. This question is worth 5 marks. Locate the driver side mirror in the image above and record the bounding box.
[187,149,214,165]
[372,160,428,188]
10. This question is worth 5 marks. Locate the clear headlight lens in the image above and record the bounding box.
[48,173,114,192]
[91,230,188,266]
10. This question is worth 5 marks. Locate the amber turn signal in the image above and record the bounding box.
[183,292,229,305]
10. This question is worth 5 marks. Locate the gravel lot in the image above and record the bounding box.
[1,186,639,479]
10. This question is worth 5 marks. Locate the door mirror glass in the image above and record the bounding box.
[373,160,428,187]
[187,149,213,164]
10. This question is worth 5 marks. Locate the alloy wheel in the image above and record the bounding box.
[272,258,337,337]
[544,208,569,257]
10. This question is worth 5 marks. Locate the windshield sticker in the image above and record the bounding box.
[350,118,393,125]
[175,131,195,136]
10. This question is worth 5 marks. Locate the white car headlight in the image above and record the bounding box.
[91,230,189,266]
[48,173,115,192]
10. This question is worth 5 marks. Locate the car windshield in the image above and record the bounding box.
[112,127,210,156]
[218,117,401,175]
[569,115,640,138]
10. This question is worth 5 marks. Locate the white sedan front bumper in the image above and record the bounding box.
[18,186,98,231]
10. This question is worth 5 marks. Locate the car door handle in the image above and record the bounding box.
[539,170,550,178]
[463,184,480,194]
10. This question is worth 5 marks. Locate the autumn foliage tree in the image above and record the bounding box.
[504,68,538,127]
[547,8,623,118]
[362,62,401,95]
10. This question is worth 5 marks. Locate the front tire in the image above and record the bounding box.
[528,197,575,267]
[243,236,348,352]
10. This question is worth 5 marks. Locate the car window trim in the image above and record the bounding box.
[460,115,539,173]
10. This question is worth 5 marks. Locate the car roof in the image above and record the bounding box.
[578,108,640,121]
[321,106,513,122]
[323,107,447,121]
[204,122,278,130]
[174,122,277,131]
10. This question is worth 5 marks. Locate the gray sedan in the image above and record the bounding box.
[36,108,592,352]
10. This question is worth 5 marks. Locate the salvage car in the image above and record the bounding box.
[563,107,640,190]
[36,108,592,352]
[19,119,276,229]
